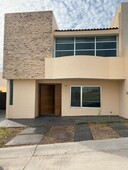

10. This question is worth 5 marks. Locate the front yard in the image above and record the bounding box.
[0,122,128,147]
[0,127,25,147]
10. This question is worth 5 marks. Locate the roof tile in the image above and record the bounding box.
[55,27,119,32]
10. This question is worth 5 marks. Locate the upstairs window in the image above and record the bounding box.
[76,37,95,56]
[96,36,117,57]
[55,36,117,57]
[56,38,74,57]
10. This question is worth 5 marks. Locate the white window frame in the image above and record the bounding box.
[70,85,102,109]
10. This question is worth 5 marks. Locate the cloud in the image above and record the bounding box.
[0,0,128,71]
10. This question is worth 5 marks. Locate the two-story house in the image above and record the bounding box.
[3,2,128,119]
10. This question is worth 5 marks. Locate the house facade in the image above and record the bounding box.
[3,3,128,119]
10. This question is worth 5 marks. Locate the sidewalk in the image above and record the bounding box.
[0,138,128,170]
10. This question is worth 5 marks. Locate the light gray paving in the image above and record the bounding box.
[0,119,26,127]
[20,126,50,135]
[6,134,44,146]
[0,158,30,170]
[35,138,128,156]
[0,138,128,170]
[0,145,36,159]
[25,150,128,170]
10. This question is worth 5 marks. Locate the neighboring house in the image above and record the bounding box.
[0,72,6,92]
[3,3,128,119]
[0,72,6,109]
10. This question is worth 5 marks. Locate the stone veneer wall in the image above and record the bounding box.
[3,11,54,79]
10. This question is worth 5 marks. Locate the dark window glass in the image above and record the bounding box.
[55,36,117,57]
[71,87,81,107]
[82,87,100,107]
[96,36,116,42]
[76,50,95,56]
[56,38,74,43]
[56,51,74,57]
[76,37,95,42]
[10,80,13,105]
[76,43,94,50]
[56,44,74,50]
[96,50,116,57]
[96,42,116,49]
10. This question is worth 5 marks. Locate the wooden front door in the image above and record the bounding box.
[39,84,61,116]
[40,85,54,116]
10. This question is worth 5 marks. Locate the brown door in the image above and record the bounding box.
[39,84,61,116]
[54,84,61,116]
[40,85,54,116]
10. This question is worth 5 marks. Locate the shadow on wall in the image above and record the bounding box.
[0,167,4,170]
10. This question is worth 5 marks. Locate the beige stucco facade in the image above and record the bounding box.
[45,56,125,80]
[6,80,36,118]
[6,79,121,118]
[4,2,128,119]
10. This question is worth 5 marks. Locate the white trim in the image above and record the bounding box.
[116,35,119,57]
[53,37,56,58]
[70,85,102,109]
[74,37,76,56]
[95,36,96,56]
[80,86,82,107]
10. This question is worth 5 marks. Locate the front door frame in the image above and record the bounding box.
[39,83,61,116]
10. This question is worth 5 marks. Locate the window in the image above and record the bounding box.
[71,87,81,107]
[56,37,74,57]
[76,37,95,56]
[96,36,117,57]
[55,36,117,57]
[10,80,13,105]
[71,86,101,108]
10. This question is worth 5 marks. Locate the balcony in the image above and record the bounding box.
[45,56,125,80]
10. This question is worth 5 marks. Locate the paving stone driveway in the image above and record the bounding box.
[109,122,128,137]
[0,113,128,146]
[5,122,128,146]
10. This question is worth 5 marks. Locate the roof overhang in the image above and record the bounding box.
[54,27,119,37]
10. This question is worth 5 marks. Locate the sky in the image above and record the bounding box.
[0,0,128,71]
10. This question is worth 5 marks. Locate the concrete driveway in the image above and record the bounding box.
[0,138,128,170]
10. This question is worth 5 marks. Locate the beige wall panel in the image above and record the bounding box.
[61,80,119,116]
[38,79,120,116]
[119,3,128,119]
[6,80,36,118]
[45,56,125,80]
